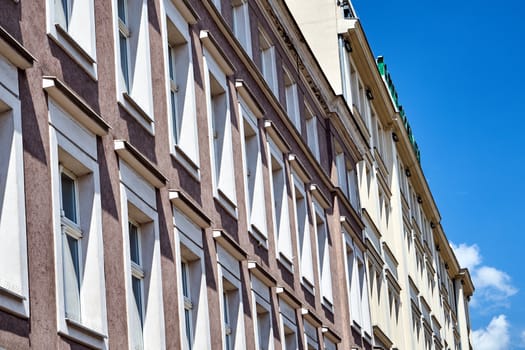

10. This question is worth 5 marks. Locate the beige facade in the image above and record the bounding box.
[286,1,475,349]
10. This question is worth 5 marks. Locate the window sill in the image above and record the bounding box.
[172,145,200,181]
[0,283,28,318]
[118,93,154,135]
[48,25,97,80]
[59,318,107,349]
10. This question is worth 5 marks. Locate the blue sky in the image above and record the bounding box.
[351,0,525,348]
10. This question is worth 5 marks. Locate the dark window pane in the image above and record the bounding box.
[61,172,77,223]
[129,222,140,265]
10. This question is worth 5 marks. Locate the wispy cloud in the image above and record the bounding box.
[451,242,481,270]
[520,330,525,348]
[451,242,517,309]
[472,315,510,350]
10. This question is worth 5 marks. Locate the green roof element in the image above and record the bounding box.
[376,56,421,163]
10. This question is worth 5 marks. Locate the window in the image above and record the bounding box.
[291,174,314,288]
[324,338,336,350]
[279,299,298,350]
[204,51,237,213]
[303,319,318,350]
[341,52,371,132]
[239,101,267,239]
[0,55,29,319]
[174,209,211,350]
[313,200,333,307]
[252,276,274,350]
[164,3,199,175]
[217,245,245,350]
[268,139,292,266]
[48,98,107,347]
[231,0,252,56]
[304,104,319,161]
[119,159,166,350]
[47,0,97,76]
[115,0,154,129]
[259,29,278,95]
[343,233,371,335]
[284,69,300,130]
[335,144,359,210]
[60,167,82,321]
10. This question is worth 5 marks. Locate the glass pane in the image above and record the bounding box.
[181,261,189,297]
[171,91,178,143]
[185,308,192,349]
[129,222,140,265]
[132,276,143,328]
[168,47,175,81]
[67,235,81,287]
[119,33,130,92]
[61,172,77,223]
[63,234,81,321]
[117,0,126,23]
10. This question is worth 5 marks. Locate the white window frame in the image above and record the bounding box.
[251,276,275,350]
[304,104,319,161]
[239,100,268,240]
[113,0,155,131]
[46,0,97,77]
[0,55,29,319]
[119,161,166,350]
[284,69,300,130]
[279,299,298,350]
[312,200,333,308]
[174,209,211,350]
[268,139,293,268]
[231,0,252,57]
[203,50,237,216]
[291,173,314,290]
[303,319,318,350]
[49,100,108,348]
[342,232,372,336]
[259,28,278,95]
[217,245,246,350]
[162,1,200,177]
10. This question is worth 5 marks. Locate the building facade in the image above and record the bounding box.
[0,0,471,350]
[286,1,474,349]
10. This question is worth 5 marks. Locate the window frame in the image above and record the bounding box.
[46,0,98,78]
[174,209,212,350]
[258,28,278,95]
[203,49,237,216]
[239,99,268,241]
[113,0,155,131]
[48,98,108,347]
[119,160,166,350]
[162,1,200,177]
[0,59,29,318]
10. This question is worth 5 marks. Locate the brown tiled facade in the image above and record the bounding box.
[0,0,472,349]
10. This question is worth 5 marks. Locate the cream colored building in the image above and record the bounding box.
[286,1,474,349]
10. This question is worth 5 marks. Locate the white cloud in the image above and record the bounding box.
[520,330,525,347]
[472,315,510,350]
[474,266,518,299]
[451,242,517,309]
[450,242,482,270]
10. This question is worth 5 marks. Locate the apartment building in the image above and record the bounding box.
[286,1,474,349]
[0,0,472,349]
